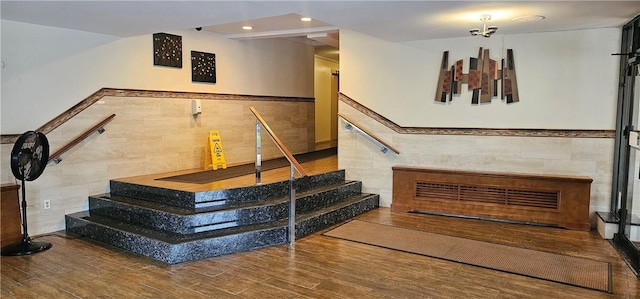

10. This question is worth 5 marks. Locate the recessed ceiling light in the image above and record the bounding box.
[301,17,312,22]
[512,15,545,22]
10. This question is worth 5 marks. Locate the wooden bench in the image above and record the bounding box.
[392,166,592,231]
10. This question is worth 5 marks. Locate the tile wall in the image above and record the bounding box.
[0,94,315,235]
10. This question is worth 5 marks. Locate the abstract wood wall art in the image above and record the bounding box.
[191,51,216,83]
[435,48,519,104]
[153,33,182,68]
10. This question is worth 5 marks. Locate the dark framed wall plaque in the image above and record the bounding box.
[153,33,182,68]
[191,51,216,83]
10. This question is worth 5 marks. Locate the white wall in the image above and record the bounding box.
[1,20,315,134]
[341,28,620,129]
[339,28,621,226]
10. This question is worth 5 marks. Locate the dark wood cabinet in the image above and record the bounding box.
[392,167,592,231]
[1,183,22,248]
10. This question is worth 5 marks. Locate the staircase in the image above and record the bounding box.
[65,170,379,264]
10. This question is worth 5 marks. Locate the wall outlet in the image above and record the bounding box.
[43,200,51,210]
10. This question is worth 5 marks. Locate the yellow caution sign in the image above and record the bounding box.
[204,130,227,170]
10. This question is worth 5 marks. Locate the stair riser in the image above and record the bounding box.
[194,170,346,207]
[90,181,363,235]
[296,181,362,213]
[65,214,287,264]
[173,229,286,263]
[294,170,347,192]
[89,196,288,234]
[194,182,289,209]
[296,194,380,238]
[89,196,189,234]
[110,181,196,209]
[65,215,173,262]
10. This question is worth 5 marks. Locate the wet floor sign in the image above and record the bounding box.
[204,130,227,170]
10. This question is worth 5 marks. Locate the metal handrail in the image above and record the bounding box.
[249,107,307,246]
[337,113,400,155]
[48,114,116,164]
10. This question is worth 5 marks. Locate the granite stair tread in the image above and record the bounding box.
[191,179,361,210]
[68,192,376,244]
[298,193,378,222]
[105,180,359,213]
[110,170,348,209]
[92,193,286,215]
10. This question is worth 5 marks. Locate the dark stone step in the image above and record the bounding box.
[110,170,346,209]
[89,181,363,235]
[65,192,378,264]
[88,194,286,235]
[296,193,380,238]
[193,169,348,208]
[65,211,287,264]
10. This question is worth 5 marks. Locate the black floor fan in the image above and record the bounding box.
[1,131,52,256]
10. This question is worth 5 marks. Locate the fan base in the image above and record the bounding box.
[1,240,52,256]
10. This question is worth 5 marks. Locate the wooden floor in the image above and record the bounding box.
[1,209,638,298]
[3,153,640,298]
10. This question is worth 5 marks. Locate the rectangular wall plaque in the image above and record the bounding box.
[153,33,182,68]
[191,51,216,83]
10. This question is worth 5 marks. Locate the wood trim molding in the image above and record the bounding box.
[1,88,314,144]
[338,92,615,139]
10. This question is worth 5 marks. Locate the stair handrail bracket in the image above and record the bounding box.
[249,107,307,246]
[337,113,400,155]
[48,114,116,164]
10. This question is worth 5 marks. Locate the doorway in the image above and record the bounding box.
[611,14,640,277]
[314,49,339,150]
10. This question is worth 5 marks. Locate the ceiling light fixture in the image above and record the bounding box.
[470,14,498,38]
[301,17,312,22]
[242,25,253,30]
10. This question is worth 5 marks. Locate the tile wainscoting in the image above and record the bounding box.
[0,89,315,235]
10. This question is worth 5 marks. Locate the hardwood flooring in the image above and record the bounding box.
[2,208,639,299]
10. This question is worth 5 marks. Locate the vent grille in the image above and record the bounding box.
[415,182,458,200]
[415,181,558,209]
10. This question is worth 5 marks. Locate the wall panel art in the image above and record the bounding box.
[191,51,216,84]
[153,33,182,68]
[435,48,519,104]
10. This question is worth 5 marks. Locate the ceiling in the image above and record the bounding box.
[2,1,639,61]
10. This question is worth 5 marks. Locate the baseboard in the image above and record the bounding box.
[315,139,337,151]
